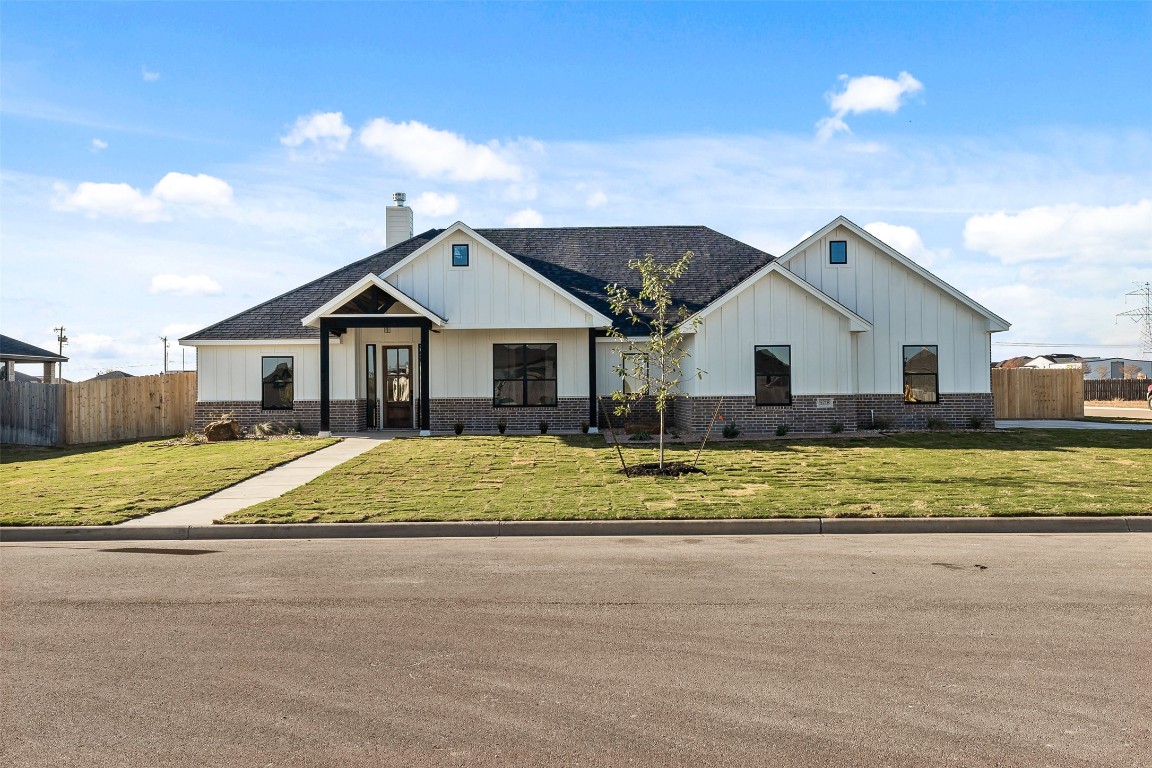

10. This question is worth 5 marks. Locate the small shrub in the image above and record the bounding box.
[775,424,791,437]
[629,431,651,441]
[496,418,508,435]
[927,417,948,431]
[869,416,893,431]
[968,416,985,430]
[453,420,465,436]
[829,422,845,434]
[722,422,741,439]
[539,420,549,435]
[580,420,590,434]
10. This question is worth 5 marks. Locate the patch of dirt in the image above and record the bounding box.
[620,462,705,477]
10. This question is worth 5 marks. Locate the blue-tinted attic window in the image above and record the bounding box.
[452,244,470,267]
[829,240,847,265]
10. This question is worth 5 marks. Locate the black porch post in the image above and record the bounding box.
[419,320,430,432]
[319,319,331,434]
[588,328,598,430]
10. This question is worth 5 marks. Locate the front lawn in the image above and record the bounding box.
[224,430,1152,523]
[0,437,337,526]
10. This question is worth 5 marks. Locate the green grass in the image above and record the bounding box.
[0,437,337,526]
[224,430,1152,524]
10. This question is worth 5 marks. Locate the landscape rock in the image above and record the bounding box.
[204,418,242,442]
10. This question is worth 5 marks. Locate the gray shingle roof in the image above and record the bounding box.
[0,334,68,362]
[181,226,774,341]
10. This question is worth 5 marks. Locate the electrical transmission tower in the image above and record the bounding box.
[1118,282,1152,357]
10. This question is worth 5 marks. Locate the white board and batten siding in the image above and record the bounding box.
[386,233,597,329]
[433,329,588,398]
[196,342,358,402]
[784,225,993,394]
[687,271,855,397]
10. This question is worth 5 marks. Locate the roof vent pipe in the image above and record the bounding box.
[386,192,413,249]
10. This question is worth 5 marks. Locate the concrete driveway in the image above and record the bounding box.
[998,417,1152,430]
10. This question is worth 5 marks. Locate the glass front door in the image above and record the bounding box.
[365,345,378,428]
[383,346,413,428]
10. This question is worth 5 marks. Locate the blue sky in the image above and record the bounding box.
[2,1,1150,377]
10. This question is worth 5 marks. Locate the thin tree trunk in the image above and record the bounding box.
[659,409,665,469]
[693,396,725,469]
[598,396,630,477]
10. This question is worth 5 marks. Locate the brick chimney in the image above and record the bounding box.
[386,192,413,249]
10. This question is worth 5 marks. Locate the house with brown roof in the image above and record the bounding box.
[181,195,1010,435]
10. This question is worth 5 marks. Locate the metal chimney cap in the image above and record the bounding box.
[392,192,406,206]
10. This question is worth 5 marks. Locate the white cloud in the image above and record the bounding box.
[409,191,459,217]
[817,72,923,142]
[152,172,233,206]
[149,274,223,296]
[141,66,160,82]
[90,138,108,153]
[505,208,543,227]
[54,172,233,221]
[358,118,522,182]
[864,221,948,267]
[280,111,352,151]
[54,181,167,222]
[963,200,1152,263]
[586,190,608,209]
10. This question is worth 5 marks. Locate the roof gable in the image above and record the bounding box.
[777,216,1010,332]
[300,273,445,328]
[0,334,68,362]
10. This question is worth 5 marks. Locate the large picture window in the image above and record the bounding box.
[903,345,939,403]
[493,344,557,407]
[755,346,792,405]
[261,356,294,410]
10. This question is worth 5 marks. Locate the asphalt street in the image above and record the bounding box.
[2,534,1149,767]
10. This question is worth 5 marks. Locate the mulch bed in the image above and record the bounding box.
[620,462,705,477]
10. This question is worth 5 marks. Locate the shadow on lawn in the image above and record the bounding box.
[0,440,147,465]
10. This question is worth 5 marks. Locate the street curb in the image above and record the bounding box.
[1,516,1145,542]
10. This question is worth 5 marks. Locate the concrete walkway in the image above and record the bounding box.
[119,434,391,527]
[997,419,1152,430]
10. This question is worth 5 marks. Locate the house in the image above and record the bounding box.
[1022,354,1084,369]
[0,334,67,384]
[88,370,134,381]
[1083,357,1151,380]
[181,196,1010,435]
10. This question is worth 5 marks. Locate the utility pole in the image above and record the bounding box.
[160,336,169,374]
[1118,282,1152,358]
[53,326,68,382]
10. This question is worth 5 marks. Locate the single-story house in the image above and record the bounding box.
[181,196,1010,435]
[1,334,67,384]
[1023,354,1084,369]
[1083,357,1151,380]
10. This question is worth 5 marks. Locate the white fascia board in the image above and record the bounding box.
[180,338,342,347]
[300,273,446,328]
[778,216,1012,333]
[595,336,649,343]
[379,221,616,328]
[680,262,872,333]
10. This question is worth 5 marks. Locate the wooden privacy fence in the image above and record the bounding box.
[1084,379,1150,401]
[0,372,196,446]
[992,367,1084,420]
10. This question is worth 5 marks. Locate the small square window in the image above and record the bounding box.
[829,240,847,265]
[451,244,469,267]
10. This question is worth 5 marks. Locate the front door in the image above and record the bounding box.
[383,346,413,428]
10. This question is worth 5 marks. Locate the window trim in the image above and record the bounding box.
[754,345,793,407]
[492,343,559,408]
[828,240,848,265]
[902,344,940,404]
[451,243,470,268]
[261,355,294,411]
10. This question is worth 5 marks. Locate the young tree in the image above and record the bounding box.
[606,251,702,470]
[1094,364,1109,380]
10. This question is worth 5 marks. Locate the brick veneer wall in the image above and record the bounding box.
[673,396,858,434]
[429,398,591,432]
[194,400,363,434]
[855,393,994,430]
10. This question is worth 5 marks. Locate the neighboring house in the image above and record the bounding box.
[181,197,1010,435]
[994,356,1032,369]
[1023,354,1084,369]
[0,334,67,384]
[1082,357,1151,380]
[88,370,134,381]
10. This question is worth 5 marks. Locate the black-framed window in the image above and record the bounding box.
[903,345,939,403]
[755,346,792,405]
[451,244,469,267]
[493,344,557,407]
[622,352,649,395]
[829,240,848,265]
[261,356,294,410]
